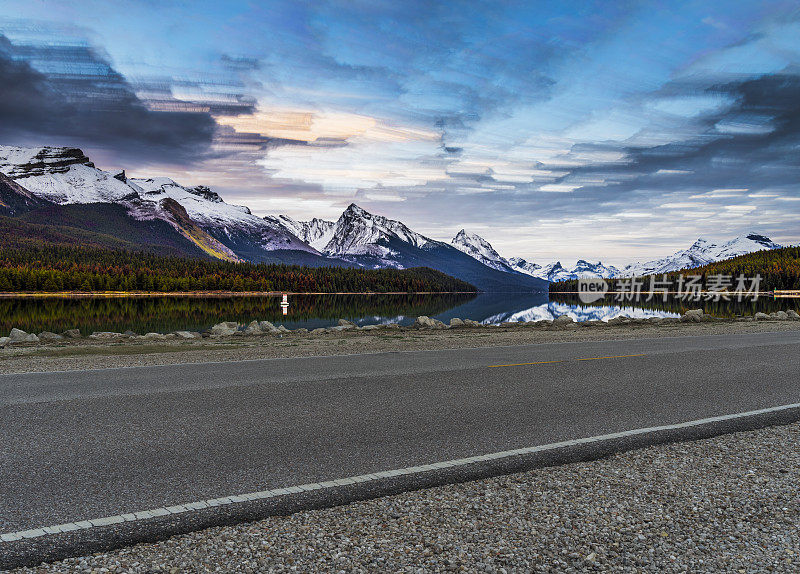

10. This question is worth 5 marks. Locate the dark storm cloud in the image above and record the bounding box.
[0,35,217,163]
[551,71,800,213]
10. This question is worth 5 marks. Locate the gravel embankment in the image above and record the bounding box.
[1,319,799,375]
[12,422,800,573]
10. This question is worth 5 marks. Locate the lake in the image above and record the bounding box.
[1,293,798,336]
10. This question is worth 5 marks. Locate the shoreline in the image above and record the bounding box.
[0,290,484,299]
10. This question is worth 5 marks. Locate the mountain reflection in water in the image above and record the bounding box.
[1,292,798,336]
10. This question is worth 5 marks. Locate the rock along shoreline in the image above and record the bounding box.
[1,309,798,349]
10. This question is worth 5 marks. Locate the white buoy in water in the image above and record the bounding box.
[280,293,289,315]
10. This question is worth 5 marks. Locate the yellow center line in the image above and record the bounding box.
[488,353,647,368]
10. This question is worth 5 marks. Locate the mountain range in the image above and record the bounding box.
[448,227,783,281]
[0,145,785,289]
[0,145,545,292]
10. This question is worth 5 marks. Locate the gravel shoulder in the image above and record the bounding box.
[12,418,799,573]
[1,318,800,375]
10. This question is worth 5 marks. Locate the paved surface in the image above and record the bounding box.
[2,331,799,565]
[13,421,800,573]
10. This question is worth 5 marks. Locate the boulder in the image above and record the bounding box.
[89,332,124,340]
[463,319,482,327]
[211,321,239,336]
[680,309,704,323]
[384,323,401,329]
[174,331,200,339]
[0,337,9,347]
[787,310,800,321]
[338,319,356,327]
[258,320,276,332]
[359,325,379,331]
[310,328,326,334]
[772,311,789,320]
[244,320,263,335]
[277,325,290,333]
[754,312,770,321]
[38,331,64,342]
[142,332,168,340]
[294,328,309,334]
[449,318,465,328]
[61,329,82,338]
[413,316,446,329]
[9,328,38,343]
[552,315,578,329]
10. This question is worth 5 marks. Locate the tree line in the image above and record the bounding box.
[0,244,477,293]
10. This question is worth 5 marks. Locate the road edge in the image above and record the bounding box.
[3,402,800,570]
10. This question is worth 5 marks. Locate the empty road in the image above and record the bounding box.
[2,330,800,567]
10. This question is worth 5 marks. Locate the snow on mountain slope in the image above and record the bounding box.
[304,218,337,250]
[266,205,546,290]
[0,146,94,178]
[0,145,317,258]
[265,215,336,251]
[507,257,544,278]
[450,230,515,272]
[322,203,436,260]
[449,231,619,282]
[571,260,621,279]
[621,232,782,276]
[0,146,135,204]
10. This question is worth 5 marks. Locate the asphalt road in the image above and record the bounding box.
[2,331,800,562]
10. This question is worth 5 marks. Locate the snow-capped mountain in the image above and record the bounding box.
[264,215,338,252]
[325,203,434,260]
[451,230,516,273]
[570,260,621,279]
[0,147,546,290]
[271,205,547,291]
[0,145,317,262]
[507,257,542,277]
[448,230,619,282]
[621,232,782,276]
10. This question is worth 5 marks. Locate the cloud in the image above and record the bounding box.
[0,35,236,164]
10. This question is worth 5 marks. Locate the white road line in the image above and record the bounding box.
[3,401,799,544]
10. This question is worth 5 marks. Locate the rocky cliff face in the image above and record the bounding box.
[0,146,94,179]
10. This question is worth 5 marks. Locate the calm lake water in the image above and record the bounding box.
[2,293,799,336]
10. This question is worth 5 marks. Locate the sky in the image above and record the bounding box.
[1,0,799,266]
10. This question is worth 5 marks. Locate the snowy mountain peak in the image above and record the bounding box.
[265,215,336,251]
[344,203,367,217]
[323,203,435,260]
[450,230,513,272]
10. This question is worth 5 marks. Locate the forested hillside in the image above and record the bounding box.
[0,242,476,293]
